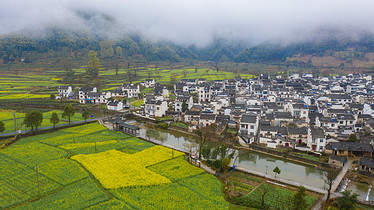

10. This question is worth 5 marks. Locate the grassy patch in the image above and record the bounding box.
[171,122,188,128]
[0,142,66,167]
[147,156,204,181]
[232,183,317,209]
[0,154,61,208]
[16,178,109,210]
[131,99,143,107]
[39,158,88,185]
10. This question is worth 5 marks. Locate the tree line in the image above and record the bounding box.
[0,104,91,133]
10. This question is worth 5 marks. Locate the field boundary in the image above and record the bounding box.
[0,120,97,145]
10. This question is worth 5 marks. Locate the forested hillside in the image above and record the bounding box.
[1,29,374,67]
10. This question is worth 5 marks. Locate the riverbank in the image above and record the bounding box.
[131,113,333,170]
[233,144,331,169]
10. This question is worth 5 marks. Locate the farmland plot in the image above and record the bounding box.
[0,142,66,167]
[0,154,61,208]
[16,178,109,210]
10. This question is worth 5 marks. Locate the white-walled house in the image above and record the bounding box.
[107,101,123,111]
[83,91,111,104]
[363,104,374,117]
[316,117,339,130]
[239,114,259,136]
[144,79,155,87]
[287,103,309,119]
[122,84,140,98]
[144,100,168,117]
[308,128,326,152]
[79,87,97,103]
[154,101,168,117]
[199,114,216,126]
[58,86,72,98]
[174,96,193,112]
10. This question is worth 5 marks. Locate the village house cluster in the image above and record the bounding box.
[59,73,374,174]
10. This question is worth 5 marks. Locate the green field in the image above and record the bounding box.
[232,183,317,209]
[0,65,255,98]
[0,109,86,133]
[0,122,229,209]
[131,99,143,107]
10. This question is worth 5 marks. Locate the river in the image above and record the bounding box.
[138,124,327,189]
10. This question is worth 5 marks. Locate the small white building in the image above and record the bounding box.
[79,87,97,103]
[239,114,259,136]
[58,86,73,98]
[308,128,326,152]
[144,100,168,117]
[107,101,123,111]
[144,79,155,88]
[199,114,216,126]
[122,84,140,98]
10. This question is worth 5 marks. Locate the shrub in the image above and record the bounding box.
[156,122,168,129]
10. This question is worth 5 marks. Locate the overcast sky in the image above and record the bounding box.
[1,0,374,47]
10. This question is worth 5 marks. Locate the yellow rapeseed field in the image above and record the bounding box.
[71,146,182,189]
[60,140,118,150]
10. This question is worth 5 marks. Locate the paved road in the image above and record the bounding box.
[331,158,353,192]
[0,119,97,137]
[311,159,352,210]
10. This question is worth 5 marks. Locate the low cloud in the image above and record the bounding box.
[1,0,374,47]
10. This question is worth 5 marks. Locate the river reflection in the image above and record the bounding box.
[347,182,374,201]
[138,125,327,189]
[235,149,326,188]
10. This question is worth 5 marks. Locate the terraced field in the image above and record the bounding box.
[0,66,255,97]
[0,122,229,209]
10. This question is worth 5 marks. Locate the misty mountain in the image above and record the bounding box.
[1,28,374,65]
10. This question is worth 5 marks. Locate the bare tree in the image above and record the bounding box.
[194,124,217,160]
[115,59,120,75]
[61,59,74,77]
[127,68,133,83]
[323,170,338,201]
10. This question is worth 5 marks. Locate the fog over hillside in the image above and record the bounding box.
[1,0,374,47]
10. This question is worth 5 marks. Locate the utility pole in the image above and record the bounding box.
[36,165,40,197]
[13,112,16,131]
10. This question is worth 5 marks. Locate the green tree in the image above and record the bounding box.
[50,94,55,100]
[194,124,217,160]
[273,166,281,178]
[50,112,59,128]
[24,111,43,130]
[293,186,307,210]
[114,46,123,75]
[87,50,100,77]
[259,184,272,209]
[116,46,122,57]
[182,100,188,112]
[100,40,114,58]
[201,146,212,160]
[62,104,75,125]
[348,134,358,142]
[0,121,5,133]
[211,144,235,172]
[334,190,358,210]
[82,109,90,123]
